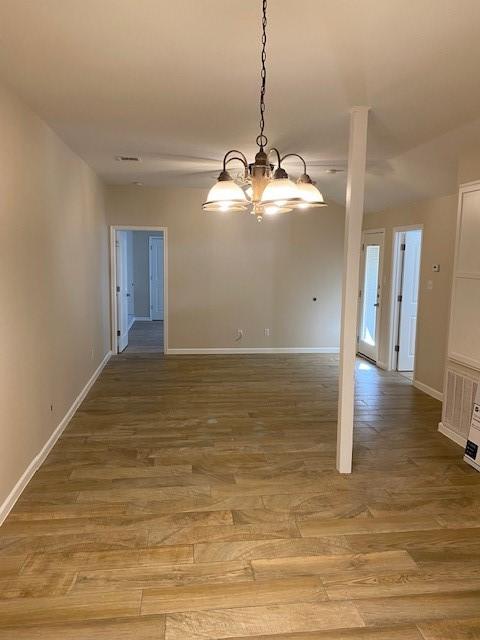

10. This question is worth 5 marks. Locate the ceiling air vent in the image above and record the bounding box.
[115,155,141,162]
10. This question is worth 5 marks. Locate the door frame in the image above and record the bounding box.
[357,228,385,363]
[388,224,423,372]
[110,225,168,355]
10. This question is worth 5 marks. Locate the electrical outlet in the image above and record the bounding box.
[236,329,244,341]
[264,328,270,336]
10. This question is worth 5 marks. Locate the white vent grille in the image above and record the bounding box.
[443,369,478,437]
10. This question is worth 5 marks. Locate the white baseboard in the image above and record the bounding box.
[0,350,112,526]
[134,316,152,321]
[166,347,340,355]
[376,361,388,370]
[413,379,443,402]
[438,421,467,448]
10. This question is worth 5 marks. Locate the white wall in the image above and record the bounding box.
[0,81,110,517]
[131,231,163,319]
[106,186,345,351]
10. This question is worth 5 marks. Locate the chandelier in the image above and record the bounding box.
[202,0,326,221]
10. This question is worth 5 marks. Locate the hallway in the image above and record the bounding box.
[0,354,479,638]
[125,320,164,353]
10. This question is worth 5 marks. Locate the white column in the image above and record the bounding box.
[337,106,370,474]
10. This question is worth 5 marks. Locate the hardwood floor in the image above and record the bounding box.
[125,320,164,353]
[1,354,479,639]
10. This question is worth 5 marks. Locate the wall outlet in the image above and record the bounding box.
[236,329,244,341]
[264,328,270,336]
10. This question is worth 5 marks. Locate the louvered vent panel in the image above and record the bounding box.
[443,369,478,437]
[444,370,455,424]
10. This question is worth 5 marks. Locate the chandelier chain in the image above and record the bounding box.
[257,0,268,150]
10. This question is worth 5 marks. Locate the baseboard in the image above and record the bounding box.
[0,350,112,526]
[376,360,388,370]
[166,347,340,355]
[413,379,444,402]
[134,316,152,321]
[438,421,467,448]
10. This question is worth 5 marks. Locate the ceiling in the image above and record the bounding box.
[1,0,480,211]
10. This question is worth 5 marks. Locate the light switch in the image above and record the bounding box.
[427,280,433,290]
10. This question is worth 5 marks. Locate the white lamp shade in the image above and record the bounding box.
[260,178,302,207]
[295,181,326,207]
[203,180,248,211]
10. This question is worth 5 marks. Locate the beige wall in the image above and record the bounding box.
[106,186,345,350]
[363,194,457,394]
[458,148,480,185]
[0,81,110,513]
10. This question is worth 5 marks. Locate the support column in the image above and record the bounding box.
[337,106,370,474]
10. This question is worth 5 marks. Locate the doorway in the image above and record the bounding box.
[390,227,422,374]
[357,230,385,363]
[110,226,168,354]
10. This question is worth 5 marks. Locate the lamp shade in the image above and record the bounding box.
[203,179,248,212]
[295,181,326,208]
[260,178,302,208]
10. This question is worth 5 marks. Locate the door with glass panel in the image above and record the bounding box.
[358,230,384,362]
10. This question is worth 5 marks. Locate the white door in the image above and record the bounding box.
[149,236,164,321]
[115,230,129,352]
[126,232,135,317]
[397,229,422,371]
[358,231,384,362]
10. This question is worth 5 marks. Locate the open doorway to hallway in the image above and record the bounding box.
[111,226,167,354]
[357,229,385,364]
[390,226,423,379]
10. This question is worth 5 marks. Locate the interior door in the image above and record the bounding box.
[126,232,135,317]
[149,235,164,321]
[397,229,422,371]
[358,231,384,362]
[115,230,129,352]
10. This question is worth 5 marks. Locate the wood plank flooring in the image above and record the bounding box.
[1,354,479,639]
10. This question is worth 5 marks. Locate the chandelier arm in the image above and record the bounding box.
[267,147,282,170]
[225,156,249,179]
[222,149,248,171]
[280,153,307,175]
